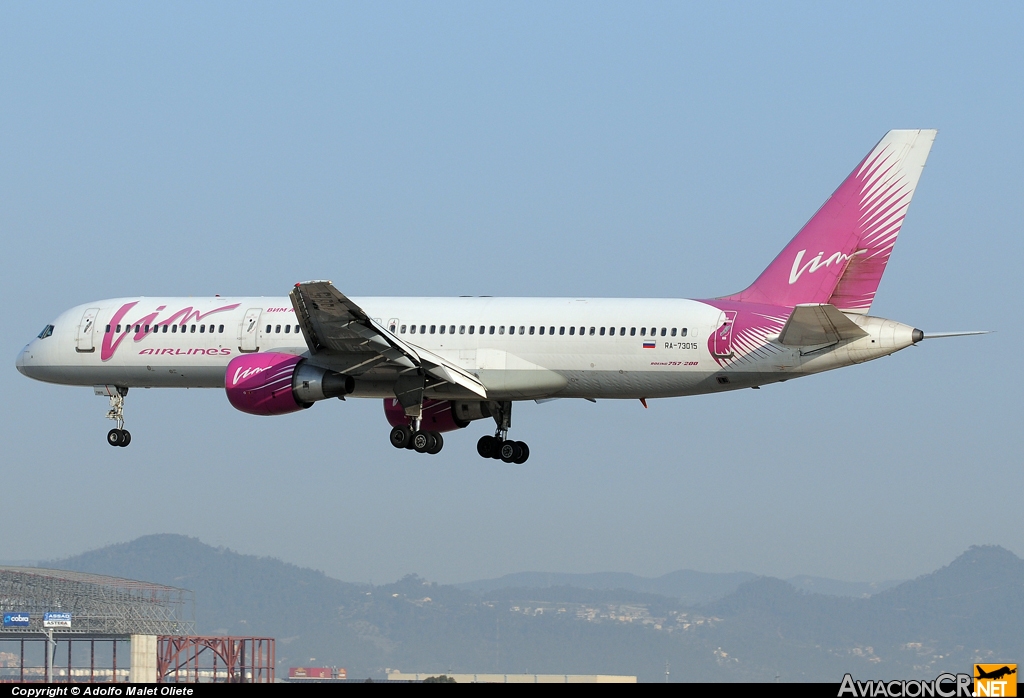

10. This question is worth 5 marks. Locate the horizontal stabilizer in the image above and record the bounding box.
[920,331,991,339]
[777,304,869,346]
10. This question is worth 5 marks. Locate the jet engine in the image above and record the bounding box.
[226,353,354,416]
[383,398,492,433]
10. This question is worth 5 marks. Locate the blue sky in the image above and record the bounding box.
[1,2,1021,584]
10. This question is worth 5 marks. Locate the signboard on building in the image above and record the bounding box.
[3,613,30,628]
[289,667,344,680]
[42,612,71,628]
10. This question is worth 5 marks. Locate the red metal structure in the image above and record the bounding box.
[157,636,274,683]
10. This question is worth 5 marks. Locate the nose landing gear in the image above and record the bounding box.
[96,385,131,447]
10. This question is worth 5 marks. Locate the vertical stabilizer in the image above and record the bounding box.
[722,130,936,311]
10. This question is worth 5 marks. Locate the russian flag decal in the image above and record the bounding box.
[643,341,656,349]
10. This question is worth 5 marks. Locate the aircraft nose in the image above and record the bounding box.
[16,346,29,376]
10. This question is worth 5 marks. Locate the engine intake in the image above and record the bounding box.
[226,353,353,416]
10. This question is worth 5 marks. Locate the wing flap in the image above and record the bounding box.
[777,304,869,346]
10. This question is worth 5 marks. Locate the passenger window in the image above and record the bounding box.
[430,325,436,334]
[191,325,197,333]
[439,325,445,334]
[172,325,178,333]
[265,325,271,333]
[579,327,585,335]
[144,325,150,333]
[133,325,140,332]
[549,326,555,335]
[660,328,666,336]
[640,327,646,336]
[199,325,205,333]
[105,325,111,333]
[538,327,544,335]
[410,325,416,334]
[459,326,465,334]
[599,327,605,336]
[518,326,524,335]
[468,326,475,334]
[671,328,677,337]
[221,325,227,333]
[591,327,597,336]
[631,328,636,336]
[275,325,281,334]
[499,326,505,335]
[569,327,575,335]
[116,324,122,333]
[284,325,290,333]
[163,325,169,333]
[681,328,687,337]
[489,326,495,335]
[650,327,656,336]
[450,325,455,334]
[560,327,565,335]
[620,327,625,336]
[294,326,299,334]
[400,325,406,334]
[420,325,426,334]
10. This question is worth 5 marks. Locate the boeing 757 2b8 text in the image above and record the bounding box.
[17,130,985,462]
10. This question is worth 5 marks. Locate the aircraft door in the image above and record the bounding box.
[239,308,262,353]
[711,310,738,358]
[76,307,100,353]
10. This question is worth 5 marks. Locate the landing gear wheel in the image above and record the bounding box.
[390,425,413,449]
[513,441,529,464]
[412,430,433,454]
[477,435,498,459]
[426,431,444,455]
[119,430,131,447]
[499,440,523,464]
[107,429,123,447]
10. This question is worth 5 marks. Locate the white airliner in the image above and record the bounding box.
[17,130,984,462]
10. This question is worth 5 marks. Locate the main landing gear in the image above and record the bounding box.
[477,400,530,464]
[97,385,132,447]
[389,425,444,455]
[476,435,530,464]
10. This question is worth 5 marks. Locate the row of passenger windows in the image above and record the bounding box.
[266,325,302,334]
[106,324,225,334]
[396,324,688,337]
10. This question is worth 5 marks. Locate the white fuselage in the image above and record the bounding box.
[16,295,917,402]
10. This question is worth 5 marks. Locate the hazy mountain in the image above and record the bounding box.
[460,570,901,603]
[47,537,1023,682]
[457,570,757,605]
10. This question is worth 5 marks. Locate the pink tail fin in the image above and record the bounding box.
[723,130,936,311]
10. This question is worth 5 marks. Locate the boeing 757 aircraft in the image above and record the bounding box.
[17,130,984,462]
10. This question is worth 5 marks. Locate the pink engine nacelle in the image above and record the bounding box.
[226,353,354,416]
[384,398,492,433]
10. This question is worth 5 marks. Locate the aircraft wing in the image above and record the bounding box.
[289,280,487,398]
[777,303,869,346]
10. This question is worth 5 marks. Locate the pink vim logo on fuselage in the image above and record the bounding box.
[100,301,241,361]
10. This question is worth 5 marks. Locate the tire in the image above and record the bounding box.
[107,429,122,447]
[389,425,412,449]
[513,441,529,464]
[119,430,131,447]
[412,430,431,453]
[477,435,496,458]
[499,440,521,464]
[426,431,444,455]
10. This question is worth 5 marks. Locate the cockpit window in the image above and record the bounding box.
[37,325,54,340]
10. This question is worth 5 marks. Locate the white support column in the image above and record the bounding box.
[129,634,158,683]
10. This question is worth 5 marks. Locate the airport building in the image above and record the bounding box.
[0,566,273,683]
